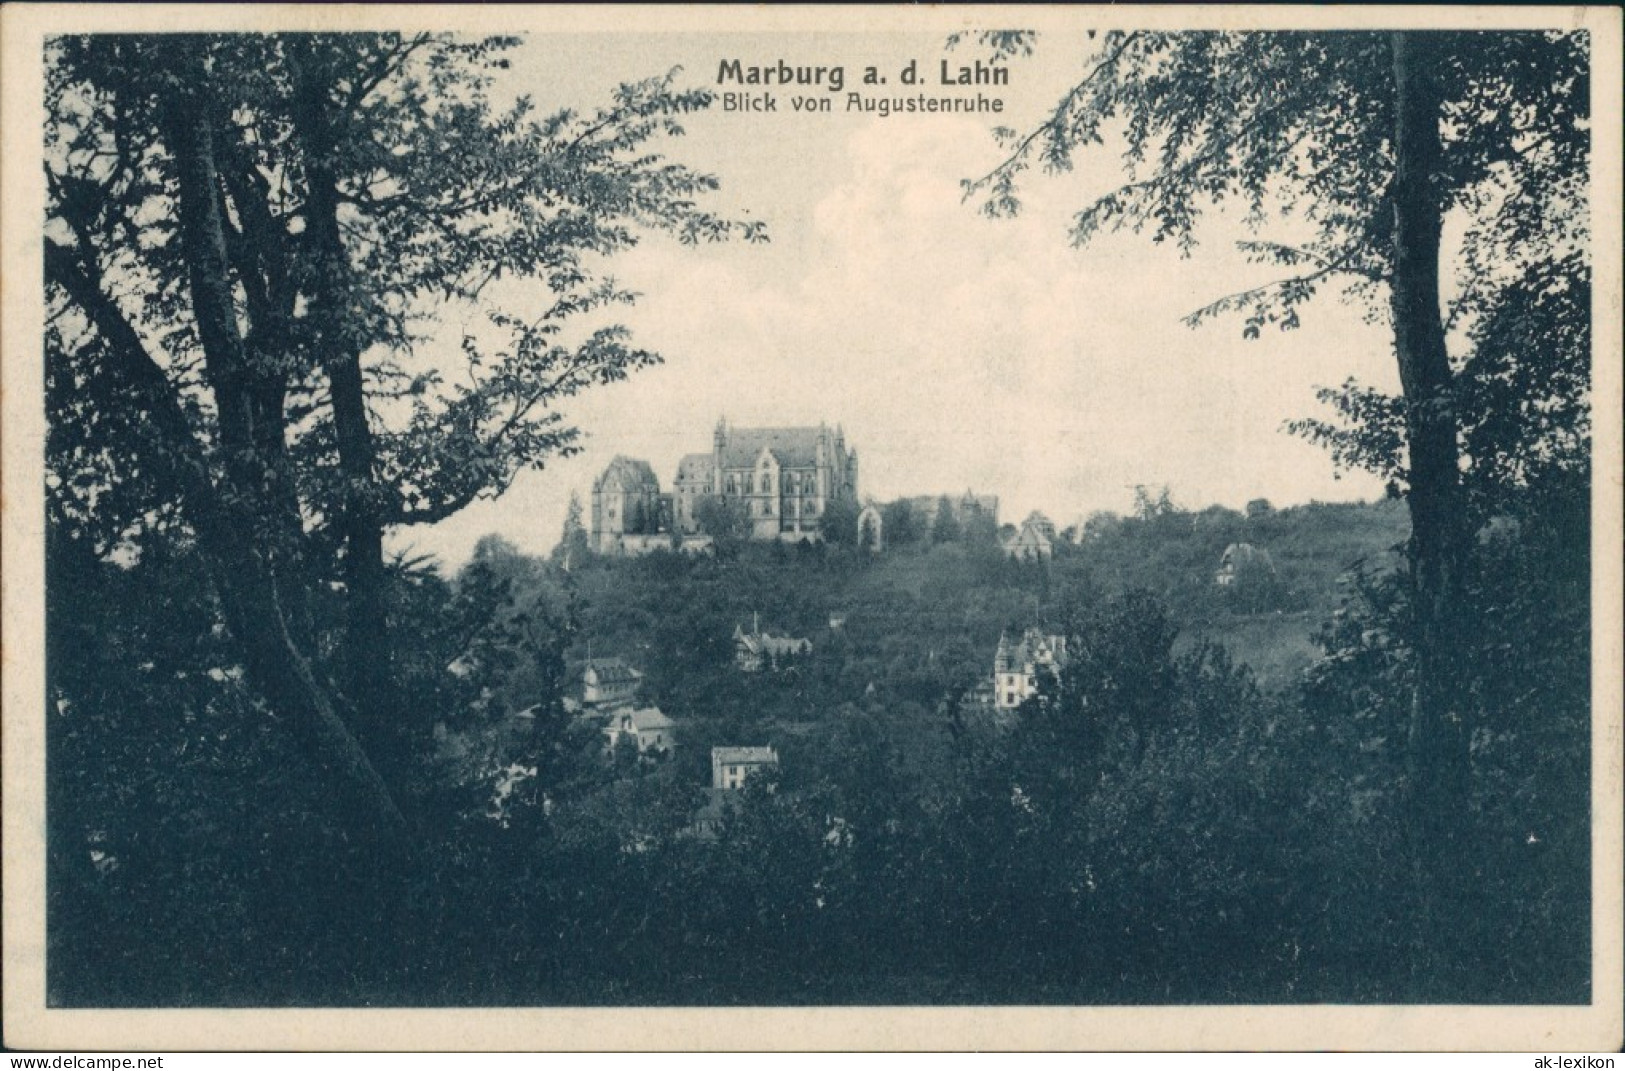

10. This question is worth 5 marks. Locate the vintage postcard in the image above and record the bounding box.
[3,3,1621,1053]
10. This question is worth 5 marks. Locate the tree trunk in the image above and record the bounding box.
[1388,30,1473,978]
[158,68,410,844]
[288,45,405,779]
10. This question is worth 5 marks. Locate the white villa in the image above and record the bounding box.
[993,627,1068,710]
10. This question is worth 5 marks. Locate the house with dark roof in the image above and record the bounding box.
[1023,511,1058,542]
[707,418,858,541]
[1002,512,1057,560]
[582,657,643,709]
[711,745,780,790]
[733,616,812,672]
[604,705,676,754]
[993,627,1068,710]
[672,450,719,535]
[902,490,1002,533]
[687,746,779,838]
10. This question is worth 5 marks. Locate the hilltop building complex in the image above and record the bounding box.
[592,419,859,554]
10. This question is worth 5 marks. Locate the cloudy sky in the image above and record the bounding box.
[393,30,1396,569]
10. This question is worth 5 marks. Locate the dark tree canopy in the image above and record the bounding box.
[932,495,963,543]
[47,33,765,551]
[45,32,764,835]
[694,494,752,557]
[963,28,1592,958]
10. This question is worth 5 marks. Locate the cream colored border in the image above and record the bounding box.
[3,4,1620,1053]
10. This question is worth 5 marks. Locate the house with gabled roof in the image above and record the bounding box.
[1002,513,1056,560]
[734,614,812,672]
[902,490,1001,533]
[1002,524,1052,560]
[604,705,676,755]
[1215,541,1277,587]
[708,418,858,541]
[994,627,1068,710]
[582,657,643,710]
[711,745,779,790]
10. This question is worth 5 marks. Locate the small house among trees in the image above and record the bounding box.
[994,628,1069,710]
[1215,542,1277,588]
[711,746,780,790]
[733,617,812,672]
[604,706,675,755]
[582,657,644,709]
[1002,512,1058,560]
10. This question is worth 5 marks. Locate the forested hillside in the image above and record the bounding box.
[41,26,1593,1014]
[463,495,1413,839]
[381,485,1582,1006]
[551,495,1408,715]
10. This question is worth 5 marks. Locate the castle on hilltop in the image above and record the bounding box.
[592,419,859,554]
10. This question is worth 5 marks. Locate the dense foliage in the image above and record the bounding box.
[49,490,1586,1004]
[44,30,1591,1009]
[963,27,1592,982]
[45,31,764,841]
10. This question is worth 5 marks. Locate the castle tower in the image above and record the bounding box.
[591,456,662,554]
